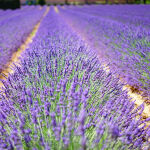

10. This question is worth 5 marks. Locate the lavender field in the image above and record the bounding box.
[0,6,46,72]
[0,5,150,150]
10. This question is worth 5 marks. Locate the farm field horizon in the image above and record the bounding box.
[0,5,150,150]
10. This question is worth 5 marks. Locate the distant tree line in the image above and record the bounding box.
[0,0,45,9]
[0,0,20,9]
[22,0,149,5]
[26,0,45,5]
[60,0,147,4]
[0,0,148,10]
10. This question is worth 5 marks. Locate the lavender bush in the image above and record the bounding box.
[0,8,150,150]
[60,5,150,98]
[0,6,46,72]
[0,6,37,23]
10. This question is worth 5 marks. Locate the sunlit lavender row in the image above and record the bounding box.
[0,6,46,72]
[0,7,150,150]
[60,5,150,97]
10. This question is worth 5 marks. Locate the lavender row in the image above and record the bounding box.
[0,6,38,24]
[0,6,46,72]
[60,5,150,97]
[0,7,150,149]
[69,5,150,28]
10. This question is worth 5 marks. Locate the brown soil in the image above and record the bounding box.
[54,6,59,13]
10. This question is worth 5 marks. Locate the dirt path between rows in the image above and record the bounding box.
[0,6,50,89]
[58,8,150,123]
[54,6,59,13]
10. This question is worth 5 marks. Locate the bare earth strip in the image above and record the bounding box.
[58,8,150,122]
[0,6,50,89]
[103,65,150,119]
[54,6,59,13]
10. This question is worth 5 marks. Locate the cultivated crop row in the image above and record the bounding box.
[60,5,150,98]
[0,6,46,72]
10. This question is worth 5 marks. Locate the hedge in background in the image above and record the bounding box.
[37,0,45,5]
[0,0,20,9]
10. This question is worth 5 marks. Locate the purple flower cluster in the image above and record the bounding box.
[60,5,150,97]
[0,6,46,72]
[0,6,150,150]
